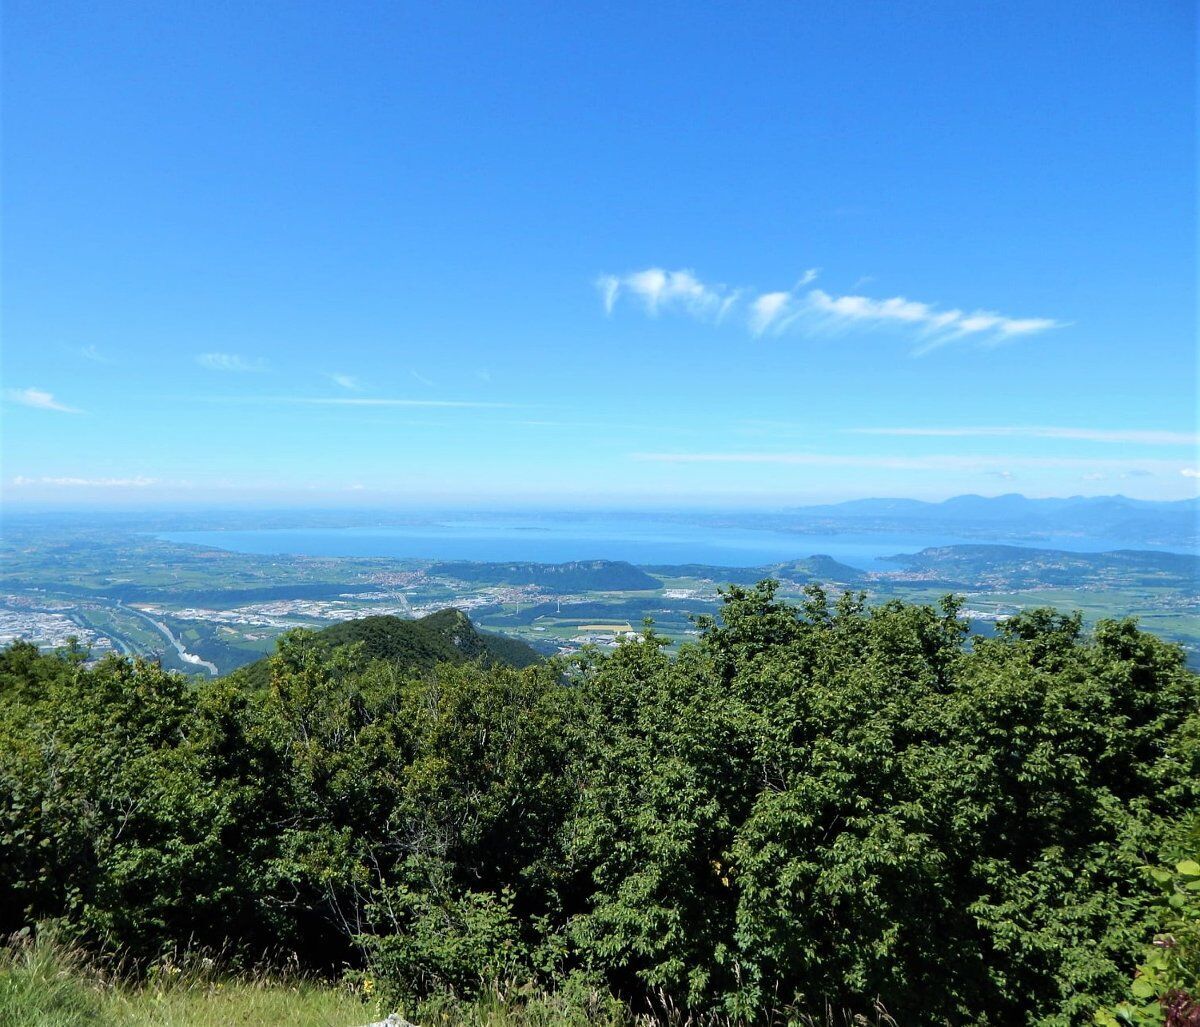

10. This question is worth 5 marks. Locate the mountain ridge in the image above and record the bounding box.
[226,608,543,688]
[787,493,1199,517]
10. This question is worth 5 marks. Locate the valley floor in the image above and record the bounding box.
[3,519,1197,674]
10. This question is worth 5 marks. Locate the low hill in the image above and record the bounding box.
[430,559,661,591]
[643,555,864,586]
[768,555,865,583]
[227,609,542,688]
[881,544,1200,591]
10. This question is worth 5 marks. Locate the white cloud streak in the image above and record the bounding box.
[193,395,517,411]
[12,475,157,487]
[630,452,1188,474]
[598,266,1063,351]
[847,427,1199,446]
[597,268,741,321]
[329,373,360,390]
[805,289,1062,353]
[196,353,267,372]
[749,292,793,334]
[4,387,82,413]
[284,397,514,408]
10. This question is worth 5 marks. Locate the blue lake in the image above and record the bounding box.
[155,514,1172,571]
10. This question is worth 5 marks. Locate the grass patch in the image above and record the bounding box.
[0,932,901,1026]
[0,931,372,1027]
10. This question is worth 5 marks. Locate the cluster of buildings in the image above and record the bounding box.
[0,597,118,655]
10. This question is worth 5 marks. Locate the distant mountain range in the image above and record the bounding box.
[781,493,1199,547]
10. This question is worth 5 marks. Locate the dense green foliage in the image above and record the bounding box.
[315,608,544,668]
[1,587,1197,1025]
[1095,841,1200,1027]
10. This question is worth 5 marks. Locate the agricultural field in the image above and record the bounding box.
[2,518,1196,674]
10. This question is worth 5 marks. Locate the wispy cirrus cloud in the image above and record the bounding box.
[804,290,1060,352]
[78,344,111,364]
[630,451,1187,475]
[596,268,745,322]
[274,397,514,409]
[196,352,267,372]
[12,475,157,487]
[1082,469,1161,482]
[846,426,1199,446]
[4,387,82,413]
[328,373,360,390]
[598,266,1064,352]
[749,291,793,334]
[193,394,516,410]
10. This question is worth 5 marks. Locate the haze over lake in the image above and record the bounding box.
[156,514,1185,571]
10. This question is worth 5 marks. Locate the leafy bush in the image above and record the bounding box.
[1095,848,1200,1026]
[565,588,1199,1024]
[364,885,529,1006]
[1,589,1197,1025]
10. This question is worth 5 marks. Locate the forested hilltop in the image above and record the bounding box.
[223,607,543,690]
[2,586,1199,1026]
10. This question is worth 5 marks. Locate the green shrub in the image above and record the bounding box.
[1095,849,1200,1026]
[364,885,528,1006]
[2,589,1198,1025]
[564,588,1200,1024]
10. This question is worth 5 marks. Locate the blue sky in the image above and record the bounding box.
[2,0,1196,508]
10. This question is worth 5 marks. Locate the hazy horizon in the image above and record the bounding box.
[4,490,1199,518]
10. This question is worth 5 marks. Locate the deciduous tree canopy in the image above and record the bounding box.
[1,585,1196,1025]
